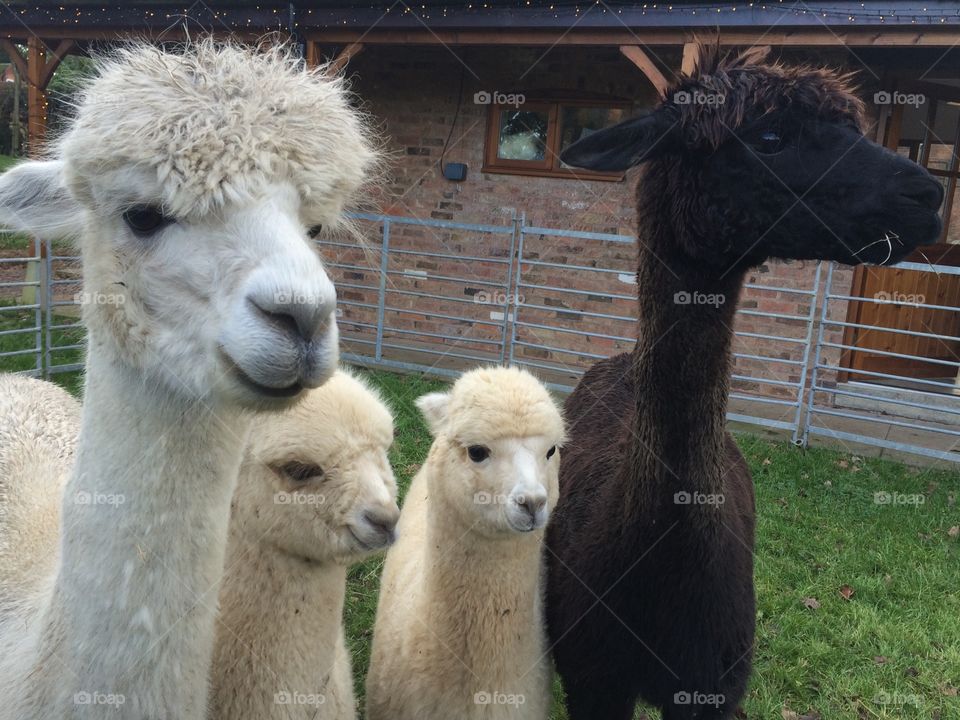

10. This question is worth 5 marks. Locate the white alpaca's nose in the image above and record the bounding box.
[245,271,336,346]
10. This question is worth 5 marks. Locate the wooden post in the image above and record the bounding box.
[681,42,698,76]
[27,36,47,156]
[304,40,320,68]
[11,61,21,155]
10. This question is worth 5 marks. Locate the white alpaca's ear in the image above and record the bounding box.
[415,392,450,435]
[0,160,82,241]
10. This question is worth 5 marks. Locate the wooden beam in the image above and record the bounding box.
[26,36,47,156]
[619,45,670,98]
[38,39,77,89]
[304,27,960,48]
[328,42,364,75]
[681,42,698,76]
[0,39,26,79]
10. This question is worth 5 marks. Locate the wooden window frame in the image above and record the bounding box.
[482,98,629,182]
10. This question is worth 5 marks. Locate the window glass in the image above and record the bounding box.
[497,109,548,162]
[559,106,627,156]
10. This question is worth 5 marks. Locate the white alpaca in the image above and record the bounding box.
[0,376,79,611]
[0,40,376,720]
[365,366,566,720]
[210,369,399,720]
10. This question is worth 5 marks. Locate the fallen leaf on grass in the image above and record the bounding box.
[802,597,821,609]
[762,458,772,466]
[839,585,855,600]
[837,459,849,469]
[948,526,959,539]
[873,656,887,664]
[782,708,821,720]
[941,684,958,697]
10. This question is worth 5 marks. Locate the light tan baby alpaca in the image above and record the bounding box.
[366,366,565,720]
[210,370,399,720]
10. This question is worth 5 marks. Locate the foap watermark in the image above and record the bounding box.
[74,691,126,707]
[874,691,921,708]
[274,291,325,306]
[274,691,326,707]
[674,690,725,708]
[874,491,925,506]
[74,290,125,306]
[873,90,925,108]
[474,491,511,506]
[674,291,725,307]
[73,490,125,508]
[474,691,526,707]
[674,491,725,506]
[875,290,925,305]
[474,290,524,306]
[474,90,525,107]
[274,492,326,506]
[674,89,725,106]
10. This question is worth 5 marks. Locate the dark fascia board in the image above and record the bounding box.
[0,1,958,33]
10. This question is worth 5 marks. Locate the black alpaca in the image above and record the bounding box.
[545,44,944,720]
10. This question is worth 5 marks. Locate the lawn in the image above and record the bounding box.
[1,362,958,719]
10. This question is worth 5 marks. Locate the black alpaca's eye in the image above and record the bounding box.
[752,130,784,155]
[277,461,324,483]
[546,445,557,459]
[467,445,490,463]
[122,205,171,236]
[308,224,323,239]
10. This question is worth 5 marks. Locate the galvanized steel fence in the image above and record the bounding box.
[4,212,959,463]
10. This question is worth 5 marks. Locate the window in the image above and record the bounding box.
[483,99,630,180]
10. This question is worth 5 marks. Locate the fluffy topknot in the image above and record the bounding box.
[57,39,379,223]
[420,366,566,446]
[670,41,865,149]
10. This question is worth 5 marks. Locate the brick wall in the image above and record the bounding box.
[325,44,877,412]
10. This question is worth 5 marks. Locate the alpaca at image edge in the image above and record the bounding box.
[210,370,400,720]
[366,366,566,720]
[546,43,944,720]
[0,39,376,720]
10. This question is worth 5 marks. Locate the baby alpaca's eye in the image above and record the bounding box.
[546,446,556,460]
[278,461,324,483]
[467,445,490,463]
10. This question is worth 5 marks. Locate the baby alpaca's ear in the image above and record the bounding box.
[415,392,450,435]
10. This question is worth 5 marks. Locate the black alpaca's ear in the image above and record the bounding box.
[559,111,678,171]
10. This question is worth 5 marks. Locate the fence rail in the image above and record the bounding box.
[9,212,960,463]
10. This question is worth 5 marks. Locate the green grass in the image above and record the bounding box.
[345,373,960,720]
[2,350,957,718]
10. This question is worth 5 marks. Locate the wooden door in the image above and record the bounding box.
[843,82,960,384]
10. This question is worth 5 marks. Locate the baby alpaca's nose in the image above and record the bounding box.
[364,507,400,545]
[516,492,547,520]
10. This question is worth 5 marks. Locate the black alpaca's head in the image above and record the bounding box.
[561,43,944,268]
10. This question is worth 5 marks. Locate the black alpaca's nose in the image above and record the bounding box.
[900,177,945,211]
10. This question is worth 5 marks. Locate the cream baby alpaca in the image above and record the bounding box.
[211,370,399,720]
[366,366,565,720]
[0,375,79,611]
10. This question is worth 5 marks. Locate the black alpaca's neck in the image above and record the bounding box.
[625,179,748,514]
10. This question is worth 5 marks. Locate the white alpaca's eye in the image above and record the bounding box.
[546,446,556,459]
[276,461,324,483]
[467,445,489,463]
[122,205,171,237]
[307,224,323,239]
